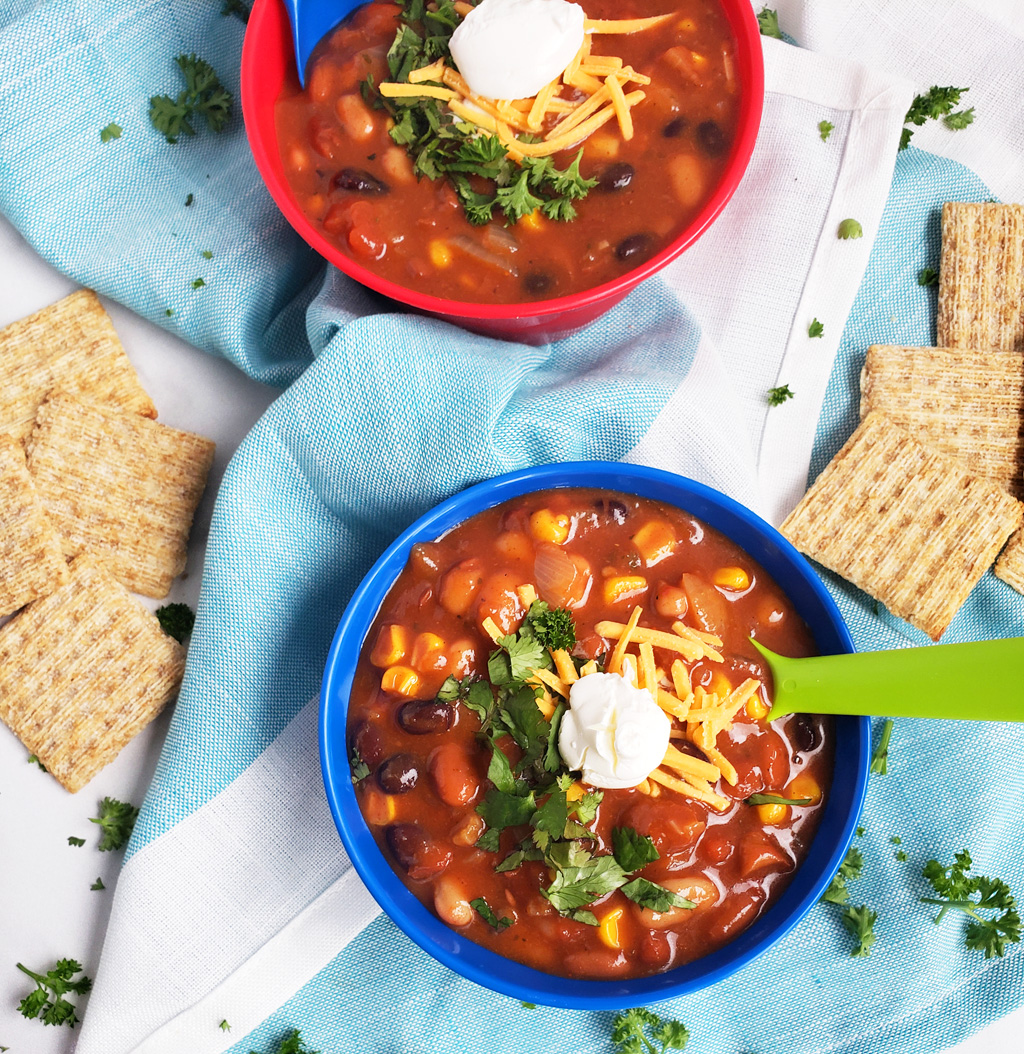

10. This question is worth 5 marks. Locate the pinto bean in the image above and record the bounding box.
[433,874,474,927]
[430,742,481,807]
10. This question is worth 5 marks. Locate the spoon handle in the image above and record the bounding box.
[752,637,1024,723]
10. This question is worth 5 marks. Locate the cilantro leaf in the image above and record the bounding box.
[918,266,939,286]
[756,7,783,39]
[28,753,47,771]
[621,877,694,913]
[91,877,105,891]
[16,959,92,1029]
[821,846,864,905]
[837,218,863,239]
[808,318,824,338]
[612,1008,690,1054]
[149,54,233,144]
[573,788,603,825]
[543,854,629,913]
[767,384,795,406]
[611,826,660,872]
[921,851,1021,958]
[471,896,514,930]
[870,718,894,775]
[818,120,834,142]
[155,602,195,643]
[100,122,122,143]
[89,796,139,852]
[68,836,85,847]
[349,746,371,784]
[841,904,877,957]
[192,277,206,289]
[220,1018,232,1031]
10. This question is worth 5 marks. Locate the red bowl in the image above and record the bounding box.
[242,0,765,344]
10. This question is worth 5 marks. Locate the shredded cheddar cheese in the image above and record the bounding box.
[374,9,673,165]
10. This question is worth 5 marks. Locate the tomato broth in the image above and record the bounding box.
[347,489,833,980]
[276,0,741,304]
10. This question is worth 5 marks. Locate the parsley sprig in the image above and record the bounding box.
[365,0,597,226]
[16,959,92,1029]
[900,86,971,150]
[612,1008,690,1054]
[922,851,1021,958]
[821,846,864,905]
[438,601,687,923]
[250,1030,320,1054]
[155,602,195,643]
[149,54,233,144]
[89,796,139,852]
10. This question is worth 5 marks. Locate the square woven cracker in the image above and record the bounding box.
[860,344,1024,496]
[781,412,1023,640]
[995,530,1024,594]
[0,433,68,616]
[26,392,215,598]
[937,202,1024,351]
[0,553,185,792]
[0,289,156,442]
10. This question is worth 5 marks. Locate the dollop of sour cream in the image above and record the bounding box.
[558,672,671,789]
[449,0,586,101]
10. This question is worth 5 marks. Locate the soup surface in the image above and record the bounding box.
[277,0,741,303]
[347,489,833,980]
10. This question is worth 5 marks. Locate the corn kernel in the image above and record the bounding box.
[370,624,409,667]
[411,631,446,671]
[602,575,649,605]
[756,802,788,825]
[519,209,545,232]
[363,789,397,825]
[746,692,770,720]
[429,239,453,268]
[381,665,420,696]
[713,565,750,591]
[631,520,677,567]
[566,781,586,802]
[530,508,570,545]
[598,907,624,949]
[708,671,733,699]
[786,773,823,805]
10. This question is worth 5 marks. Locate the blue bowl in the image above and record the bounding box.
[320,462,870,1009]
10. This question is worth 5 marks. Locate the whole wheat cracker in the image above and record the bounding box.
[0,553,185,792]
[860,344,1024,497]
[937,202,1024,351]
[26,392,215,598]
[0,290,156,442]
[780,412,1022,640]
[995,530,1024,595]
[0,433,69,616]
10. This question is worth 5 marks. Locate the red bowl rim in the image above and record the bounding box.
[242,0,765,323]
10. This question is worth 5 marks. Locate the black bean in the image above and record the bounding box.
[332,168,389,194]
[377,754,420,794]
[608,500,628,524]
[662,116,688,138]
[597,162,634,192]
[385,823,452,880]
[523,272,553,296]
[351,720,386,768]
[696,120,727,157]
[615,233,653,262]
[398,699,455,735]
[791,714,822,754]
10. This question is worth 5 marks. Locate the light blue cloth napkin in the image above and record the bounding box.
[1,2,1022,1052]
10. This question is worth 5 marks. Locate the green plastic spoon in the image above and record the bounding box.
[750,637,1024,723]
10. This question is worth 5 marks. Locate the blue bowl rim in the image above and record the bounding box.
[320,462,870,1009]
